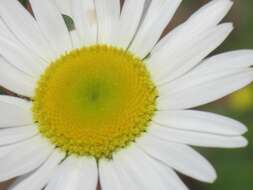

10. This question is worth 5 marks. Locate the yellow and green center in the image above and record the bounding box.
[33,45,157,159]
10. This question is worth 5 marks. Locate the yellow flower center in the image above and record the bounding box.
[33,45,157,159]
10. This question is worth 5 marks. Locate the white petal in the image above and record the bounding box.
[9,150,65,190]
[0,57,35,97]
[30,0,72,55]
[185,0,233,32]
[0,0,55,61]
[99,159,124,190]
[193,50,253,72]
[104,158,139,190]
[113,145,188,190]
[45,156,98,190]
[0,135,54,182]
[54,0,72,16]
[158,68,253,109]
[149,123,248,148]
[0,125,38,146]
[72,0,97,45]
[0,19,19,42]
[113,0,145,49]
[0,36,46,77]
[95,0,120,44]
[153,110,247,136]
[0,18,48,66]
[0,96,33,128]
[70,30,82,49]
[0,20,48,74]
[53,0,78,49]
[0,143,19,158]
[137,134,217,183]
[149,23,233,84]
[152,0,233,53]
[129,0,182,58]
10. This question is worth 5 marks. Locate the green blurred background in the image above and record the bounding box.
[0,0,253,190]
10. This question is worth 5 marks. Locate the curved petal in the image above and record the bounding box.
[0,125,38,146]
[153,110,247,136]
[113,0,145,49]
[72,0,97,46]
[103,157,140,190]
[0,57,35,97]
[148,123,248,148]
[45,156,98,190]
[0,0,55,61]
[0,18,47,70]
[95,0,120,44]
[0,96,33,128]
[137,134,217,183]
[129,0,182,58]
[70,30,82,48]
[30,0,72,55]
[113,145,188,190]
[0,36,46,77]
[0,19,19,42]
[9,150,65,190]
[152,0,233,53]
[0,19,49,74]
[99,159,125,190]
[53,0,81,48]
[158,68,253,109]
[193,50,253,72]
[149,23,233,84]
[0,135,54,182]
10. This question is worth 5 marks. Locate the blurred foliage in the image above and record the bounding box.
[63,14,75,31]
[229,86,253,112]
[1,1,253,190]
[19,0,27,6]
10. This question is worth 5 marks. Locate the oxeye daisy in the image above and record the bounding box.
[0,0,252,189]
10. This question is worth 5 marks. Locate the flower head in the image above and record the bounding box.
[0,0,252,190]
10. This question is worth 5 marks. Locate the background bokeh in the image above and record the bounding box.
[0,0,253,190]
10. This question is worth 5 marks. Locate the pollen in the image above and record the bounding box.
[32,45,157,159]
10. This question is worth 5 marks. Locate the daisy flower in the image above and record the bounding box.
[0,0,252,189]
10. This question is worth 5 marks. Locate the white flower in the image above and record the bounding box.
[0,0,252,190]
